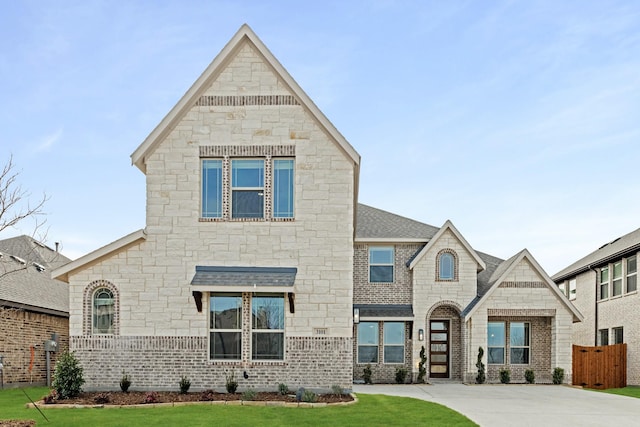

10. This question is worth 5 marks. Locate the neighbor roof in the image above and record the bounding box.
[0,235,72,316]
[552,227,640,282]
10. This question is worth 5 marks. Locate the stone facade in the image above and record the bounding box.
[0,308,69,386]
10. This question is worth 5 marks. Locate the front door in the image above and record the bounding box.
[429,320,449,378]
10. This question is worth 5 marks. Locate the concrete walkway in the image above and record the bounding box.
[352,383,640,426]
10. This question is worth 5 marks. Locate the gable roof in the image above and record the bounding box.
[130,24,360,174]
[355,204,439,241]
[552,226,640,282]
[0,235,71,316]
[52,229,146,283]
[463,249,582,322]
[408,220,486,272]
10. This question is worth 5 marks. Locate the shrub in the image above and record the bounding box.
[278,383,289,395]
[94,392,110,404]
[200,389,215,401]
[51,350,85,399]
[179,375,191,394]
[363,364,372,384]
[525,369,535,384]
[301,389,317,403]
[553,367,565,384]
[241,389,257,401]
[144,391,158,404]
[331,384,343,395]
[417,346,427,383]
[475,347,486,384]
[499,369,511,384]
[395,367,408,384]
[120,370,131,393]
[225,370,238,393]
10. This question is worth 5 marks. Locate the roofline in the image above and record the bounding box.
[52,229,147,282]
[130,24,360,173]
[552,242,640,282]
[0,300,69,318]
[355,238,429,243]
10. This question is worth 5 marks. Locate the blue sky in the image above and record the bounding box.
[1,0,639,275]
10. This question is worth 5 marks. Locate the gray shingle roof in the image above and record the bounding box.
[191,266,297,287]
[552,227,640,282]
[0,235,71,316]
[356,204,440,240]
[353,304,414,318]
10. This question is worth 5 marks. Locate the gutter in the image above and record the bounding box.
[588,264,598,346]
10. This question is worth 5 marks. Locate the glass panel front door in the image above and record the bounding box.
[429,320,449,378]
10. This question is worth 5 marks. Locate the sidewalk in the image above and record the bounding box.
[352,383,640,426]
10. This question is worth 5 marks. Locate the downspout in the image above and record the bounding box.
[588,265,598,346]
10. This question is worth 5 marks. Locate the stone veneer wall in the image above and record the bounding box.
[0,308,69,386]
[72,335,352,392]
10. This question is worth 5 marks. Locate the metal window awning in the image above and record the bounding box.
[354,304,414,321]
[190,266,297,293]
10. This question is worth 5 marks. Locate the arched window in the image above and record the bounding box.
[93,288,115,334]
[437,250,457,281]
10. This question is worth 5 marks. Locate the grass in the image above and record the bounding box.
[0,387,477,426]
[597,386,640,399]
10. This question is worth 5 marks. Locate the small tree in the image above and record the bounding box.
[120,371,131,392]
[499,368,511,384]
[525,369,535,384]
[363,364,372,384]
[417,345,427,383]
[475,347,486,384]
[553,367,565,384]
[52,350,85,399]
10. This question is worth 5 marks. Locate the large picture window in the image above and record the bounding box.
[369,247,394,283]
[383,322,405,364]
[487,322,505,364]
[210,294,242,360]
[252,295,284,360]
[509,322,530,364]
[92,288,114,334]
[358,322,379,363]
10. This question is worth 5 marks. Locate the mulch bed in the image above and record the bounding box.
[42,391,354,406]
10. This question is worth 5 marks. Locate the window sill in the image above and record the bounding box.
[625,290,638,296]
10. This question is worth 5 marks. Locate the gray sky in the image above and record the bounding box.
[2,1,639,275]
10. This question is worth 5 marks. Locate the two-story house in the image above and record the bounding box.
[553,227,640,385]
[53,25,581,390]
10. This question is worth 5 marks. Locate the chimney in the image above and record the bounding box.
[55,242,59,253]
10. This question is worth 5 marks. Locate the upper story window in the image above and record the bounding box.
[612,261,623,297]
[568,279,576,300]
[93,288,115,334]
[201,153,295,221]
[369,246,394,283]
[626,256,637,293]
[436,250,457,281]
[599,266,609,300]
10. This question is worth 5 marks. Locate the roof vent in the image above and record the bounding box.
[33,262,46,272]
[10,255,26,265]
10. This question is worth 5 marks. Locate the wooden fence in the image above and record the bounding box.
[572,343,626,389]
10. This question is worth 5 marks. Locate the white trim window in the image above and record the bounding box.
[231,159,265,219]
[509,322,530,364]
[92,288,115,334]
[487,322,505,364]
[369,247,394,283]
[558,282,567,297]
[599,266,609,300]
[210,294,242,360]
[202,159,223,218]
[612,261,623,297]
[613,327,624,344]
[439,252,455,280]
[383,322,405,364]
[251,294,285,360]
[626,256,637,293]
[599,329,609,346]
[358,322,379,363]
[272,159,294,218]
[568,279,577,301]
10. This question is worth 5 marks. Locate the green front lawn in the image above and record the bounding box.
[598,386,640,399]
[0,387,477,426]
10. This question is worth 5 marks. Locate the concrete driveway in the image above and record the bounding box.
[352,383,640,426]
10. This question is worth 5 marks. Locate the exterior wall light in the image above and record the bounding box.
[418,329,424,341]
[353,308,360,324]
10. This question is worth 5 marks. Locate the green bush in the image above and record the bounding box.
[363,364,372,384]
[51,350,85,399]
[331,384,343,395]
[475,347,486,384]
[417,346,427,383]
[395,367,408,384]
[301,389,317,403]
[179,375,191,394]
[553,367,565,384]
[225,371,238,393]
[525,369,535,384]
[241,389,257,401]
[120,370,131,392]
[499,368,510,384]
[278,383,289,395]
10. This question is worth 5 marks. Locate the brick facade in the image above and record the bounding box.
[352,322,412,384]
[0,308,68,386]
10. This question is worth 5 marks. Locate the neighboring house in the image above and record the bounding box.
[552,227,640,385]
[52,25,581,391]
[0,235,70,386]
